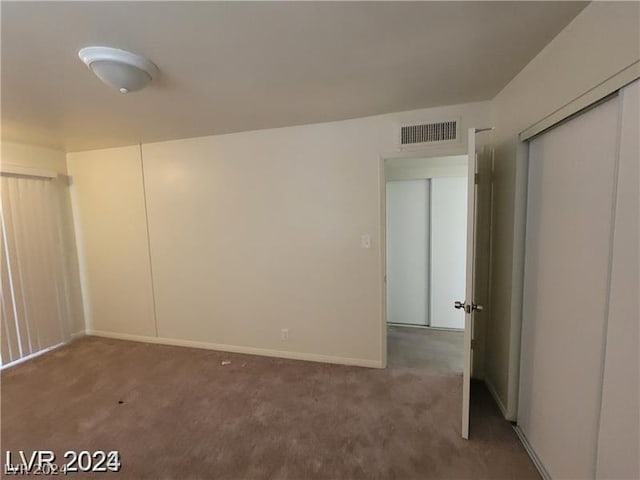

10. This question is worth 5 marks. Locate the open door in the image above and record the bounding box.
[457,127,489,439]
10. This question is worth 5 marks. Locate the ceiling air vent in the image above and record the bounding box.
[400,120,458,147]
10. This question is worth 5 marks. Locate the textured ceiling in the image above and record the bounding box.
[1,1,587,152]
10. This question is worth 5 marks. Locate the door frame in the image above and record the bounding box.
[378,146,470,369]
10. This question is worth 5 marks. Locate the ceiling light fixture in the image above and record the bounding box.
[78,46,159,94]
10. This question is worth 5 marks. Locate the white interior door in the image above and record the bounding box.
[460,128,482,439]
[386,179,429,326]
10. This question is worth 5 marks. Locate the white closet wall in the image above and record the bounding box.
[65,103,491,367]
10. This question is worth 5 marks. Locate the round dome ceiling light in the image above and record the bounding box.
[78,46,159,94]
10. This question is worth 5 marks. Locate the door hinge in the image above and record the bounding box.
[474,173,480,185]
[471,339,476,349]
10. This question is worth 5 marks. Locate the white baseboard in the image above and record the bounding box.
[484,377,511,419]
[85,329,384,369]
[70,330,86,340]
[513,425,551,480]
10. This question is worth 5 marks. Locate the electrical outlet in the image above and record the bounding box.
[280,328,289,341]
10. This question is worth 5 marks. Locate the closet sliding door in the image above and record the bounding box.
[519,95,619,478]
[519,81,639,479]
[430,176,467,330]
[386,176,468,329]
[386,179,429,326]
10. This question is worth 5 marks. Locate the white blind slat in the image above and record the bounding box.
[0,211,22,363]
[0,298,12,363]
[0,175,71,367]
[3,178,33,355]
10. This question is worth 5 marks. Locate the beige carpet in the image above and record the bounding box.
[1,337,539,479]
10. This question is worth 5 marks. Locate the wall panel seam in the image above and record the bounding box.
[139,144,159,338]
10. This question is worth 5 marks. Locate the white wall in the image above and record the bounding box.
[430,177,467,330]
[487,1,640,418]
[0,142,84,336]
[67,146,156,337]
[385,155,467,181]
[1,142,68,174]
[68,101,490,366]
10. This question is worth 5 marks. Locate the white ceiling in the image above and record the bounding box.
[1,1,587,152]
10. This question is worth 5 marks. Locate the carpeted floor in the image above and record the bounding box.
[1,337,539,479]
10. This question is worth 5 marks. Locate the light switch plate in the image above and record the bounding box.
[361,234,371,249]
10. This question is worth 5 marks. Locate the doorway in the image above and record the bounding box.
[384,155,468,374]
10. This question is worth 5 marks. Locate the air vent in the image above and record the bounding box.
[400,120,458,146]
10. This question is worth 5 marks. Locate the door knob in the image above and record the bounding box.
[454,301,483,313]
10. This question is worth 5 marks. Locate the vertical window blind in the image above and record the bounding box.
[1,172,71,367]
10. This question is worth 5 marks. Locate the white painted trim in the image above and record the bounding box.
[484,377,509,420]
[0,342,66,370]
[86,330,384,369]
[507,140,529,422]
[378,154,388,369]
[0,163,57,179]
[513,425,551,480]
[427,178,433,327]
[520,60,639,141]
[461,128,477,440]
